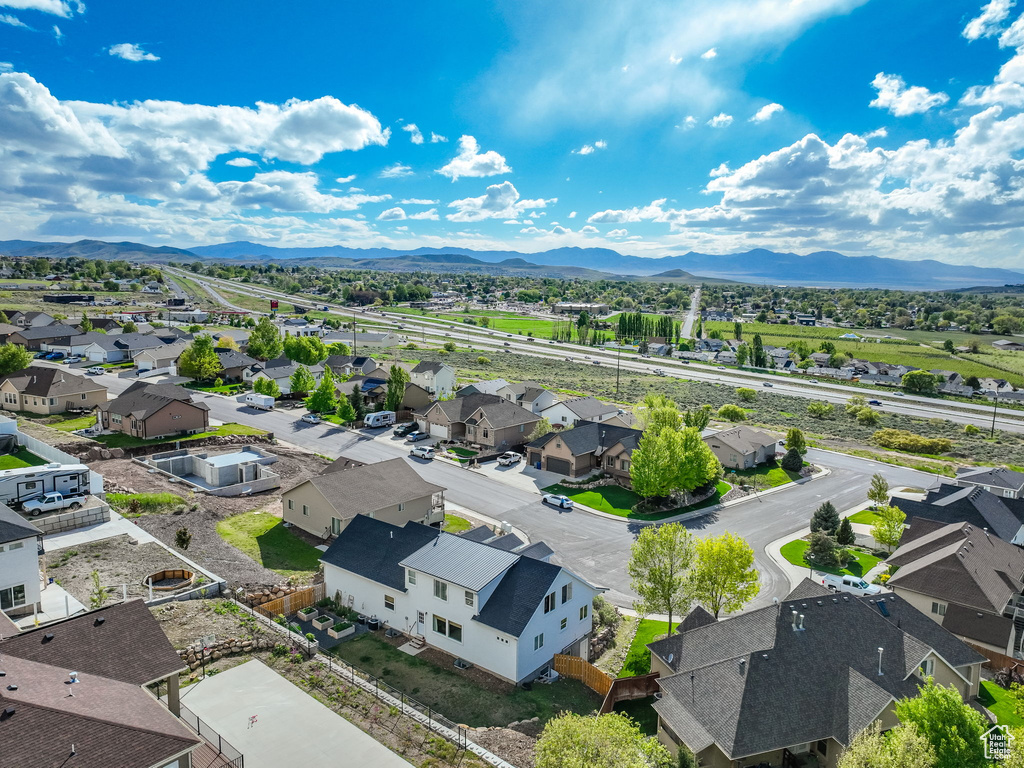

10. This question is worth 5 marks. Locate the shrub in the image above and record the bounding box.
[964,424,981,436]
[333,621,353,632]
[592,595,619,630]
[781,447,803,472]
[807,400,834,419]
[271,644,289,657]
[305,632,315,642]
[717,404,747,422]
[873,428,952,455]
[477,356,491,364]
[736,387,757,402]
[856,407,880,426]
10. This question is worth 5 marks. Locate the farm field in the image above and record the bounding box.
[219,289,274,313]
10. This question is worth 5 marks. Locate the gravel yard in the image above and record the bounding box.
[87,443,333,589]
[150,598,274,650]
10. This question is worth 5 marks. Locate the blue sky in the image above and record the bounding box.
[2,0,1024,267]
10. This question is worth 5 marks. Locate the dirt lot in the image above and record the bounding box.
[150,598,274,650]
[88,443,332,588]
[46,534,198,604]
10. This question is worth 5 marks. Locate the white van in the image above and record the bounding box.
[363,410,396,429]
[244,393,275,411]
[821,573,881,597]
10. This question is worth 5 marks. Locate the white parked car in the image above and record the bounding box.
[821,573,881,597]
[300,413,322,425]
[86,367,105,375]
[64,355,83,364]
[542,493,574,509]
[23,492,86,516]
[497,451,521,466]
[410,445,434,460]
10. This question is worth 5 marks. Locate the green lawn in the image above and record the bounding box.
[542,480,731,521]
[613,696,659,735]
[0,448,48,470]
[619,619,672,678]
[329,634,602,727]
[216,511,323,581]
[50,414,98,432]
[727,463,801,488]
[779,539,882,578]
[93,422,267,448]
[442,514,473,533]
[185,382,246,394]
[108,492,184,515]
[848,508,883,525]
[980,681,1024,727]
[447,446,478,458]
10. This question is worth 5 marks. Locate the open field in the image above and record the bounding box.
[220,289,275,313]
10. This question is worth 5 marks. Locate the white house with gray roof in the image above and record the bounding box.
[409,361,457,398]
[321,516,601,684]
[540,396,619,428]
[955,466,1024,499]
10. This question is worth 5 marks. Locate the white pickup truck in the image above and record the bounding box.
[22,492,87,516]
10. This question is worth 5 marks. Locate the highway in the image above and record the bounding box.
[165,267,1024,434]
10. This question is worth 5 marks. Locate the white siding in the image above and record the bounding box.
[0,534,40,613]
[515,571,597,682]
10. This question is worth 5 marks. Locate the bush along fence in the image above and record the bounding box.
[229,596,516,768]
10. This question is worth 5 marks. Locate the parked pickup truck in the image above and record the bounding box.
[22,492,87,516]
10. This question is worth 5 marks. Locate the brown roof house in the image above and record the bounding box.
[703,425,779,470]
[0,599,202,768]
[887,520,1024,662]
[0,365,107,415]
[526,421,643,480]
[416,392,539,450]
[98,381,209,440]
[282,456,445,539]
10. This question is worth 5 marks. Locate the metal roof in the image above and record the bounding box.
[400,531,519,591]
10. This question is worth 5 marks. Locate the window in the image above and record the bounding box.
[931,602,946,616]
[81,393,87,400]
[920,658,935,677]
[112,414,122,424]
[543,592,556,613]
[560,617,567,631]
[620,460,630,471]
[384,595,395,611]
[533,633,544,651]
[433,615,447,635]
[398,502,405,512]
[434,580,448,601]
[48,398,56,406]
[287,499,294,510]
[302,504,309,517]
[331,517,342,536]
[482,429,489,439]
[561,583,573,603]
[0,584,26,610]
[408,570,416,585]
[432,615,462,643]
[579,604,589,621]
[8,542,22,551]
[465,590,474,607]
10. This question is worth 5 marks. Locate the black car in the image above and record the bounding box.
[393,422,419,437]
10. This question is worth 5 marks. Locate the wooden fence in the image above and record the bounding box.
[967,641,1021,672]
[254,583,325,620]
[599,672,661,714]
[552,654,613,696]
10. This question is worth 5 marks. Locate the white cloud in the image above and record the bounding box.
[348,186,363,192]
[0,62,12,71]
[447,181,554,222]
[863,127,888,139]
[572,140,606,155]
[750,102,783,123]
[963,0,1014,40]
[568,211,577,218]
[0,13,29,27]
[51,23,61,42]
[437,135,511,181]
[430,132,448,143]
[608,228,629,237]
[709,162,731,177]
[0,0,74,16]
[402,123,424,144]
[335,174,356,183]
[409,208,439,220]
[216,171,390,213]
[225,157,258,167]
[870,72,949,116]
[700,47,717,59]
[109,43,160,62]
[678,115,697,130]
[579,225,599,234]
[707,112,733,127]
[377,207,406,221]
[669,54,682,65]
[379,163,414,178]
[400,198,438,205]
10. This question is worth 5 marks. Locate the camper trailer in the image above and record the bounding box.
[0,463,91,508]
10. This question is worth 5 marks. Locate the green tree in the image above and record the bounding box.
[838,722,935,768]
[717,404,746,422]
[535,712,673,768]
[735,343,749,367]
[89,570,107,609]
[384,364,410,412]
[836,517,856,546]
[807,400,834,419]
[674,427,722,493]
[807,530,839,568]
[289,365,316,397]
[856,407,880,426]
[327,341,351,355]
[894,678,988,768]
[627,523,695,637]
[845,395,867,416]
[752,333,765,367]
[780,447,803,472]
[785,427,807,455]
[0,343,32,376]
[867,473,889,507]
[681,404,712,431]
[80,313,92,332]
[253,376,280,398]
[216,335,239,351]
[529,417,553,442]
[943,339,955,354]
[177,335,223,382]
[630,427,681,499]
[247,316,283,361]
[810,500,840,535]
[736,387,757,403]
[902,370,939,395]
[689,532,760,618]
[335,394,356,423]
[733,321,742,340]
[121,320,138,334]
[637,393,681,432]
[871,504,906,552]
[443,341,457,353]
[349,384,366,421]
[307,368,338,414]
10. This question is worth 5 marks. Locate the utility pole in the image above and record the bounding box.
[615,347,622,396]
[352,317,357,355]
[991,393,999,438]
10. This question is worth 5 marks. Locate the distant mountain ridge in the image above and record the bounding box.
[0,238,1020,290]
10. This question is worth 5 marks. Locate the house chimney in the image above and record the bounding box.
[798,614,805,631]
[877,647,884,676]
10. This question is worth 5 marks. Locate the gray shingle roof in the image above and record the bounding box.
[320,516,440,591]
[215,348,258,369]
[527,420,642,456]
[704,425,777,455]
[956,466,1024,490]
[0,366,104,399]
[12,324,82,340]
[941,602,1014,648]
[302,457,444,520]
[412,361,448,374]
[99,381,208,419]
[892,483,1024,544]
[400,532,519,591]
[0,501,41,545]
[473,556,561,637]
[422,392,538,429]
[255,355,324,379]
[553,396,618,420]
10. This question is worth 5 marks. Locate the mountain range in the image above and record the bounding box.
[0,238,1020,290]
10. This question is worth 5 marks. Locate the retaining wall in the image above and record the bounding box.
[28,499,110,534]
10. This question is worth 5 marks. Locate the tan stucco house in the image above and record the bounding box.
[415,392,539,450]
[0,366,107,415]
[98,381,209,440]
[704,425,778,470]
[526,421,642,480]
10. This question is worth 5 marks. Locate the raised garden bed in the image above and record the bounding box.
[312,615,334,631]
[298,607,318,621]
[329,621,355,639]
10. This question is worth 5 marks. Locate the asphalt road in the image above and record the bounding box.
[90,369,935,610]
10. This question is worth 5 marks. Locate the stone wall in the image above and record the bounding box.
[28,499,110,534]
[245,584,305,606]
[177,636,276,670]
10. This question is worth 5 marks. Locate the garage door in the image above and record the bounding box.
[545,457,571,476]
[429,423,448,438]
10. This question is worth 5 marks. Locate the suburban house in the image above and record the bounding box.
[886,520,1024,663]
[891,483,1024,545]
[540,396,619,428]
[344,374,433,411]
[0,322,19,343]
[527,421,643,480]
[954,466,1024,499]
[214,348,258,380]
[81,317,122,332]
[245,356,325,395]
[8,324,82,351]
[324,330,400,349]
[458,379,559,414]
[703,425,779,470]
[0,503,42,617]
[410,361,457,398]
[278,317,325,337]
[0,366,107,415]
[6,310,56,328]
[993,339,1024,352]
[0,599,202,768]
[320,515,601,684]
[98,381,210,440]
[42,330,112,358]
[324,354,378,378]
[416,392,540,449]
[79,332,166,363]
[650,580,985,768]
[134,340,189,373]
[282,457,445,539]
